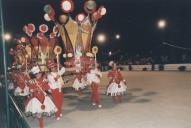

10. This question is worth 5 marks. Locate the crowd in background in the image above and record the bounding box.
[101,53,191,65]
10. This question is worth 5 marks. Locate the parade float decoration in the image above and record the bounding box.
[8,0,106,93]
[6,1,106,127]
[43,0,107,73]
[9,0,106,74]
[9,24,59,72]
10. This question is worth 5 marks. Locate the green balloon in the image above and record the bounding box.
[59,15,68,23]
[44,5,51,14]
[87,1,95,10]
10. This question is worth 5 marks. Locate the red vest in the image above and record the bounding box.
[108,70,123,84]
[28,78,49,104]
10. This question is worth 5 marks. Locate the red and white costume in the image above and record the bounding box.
[72,73,87,91]
[14,72,30,96]
[25,79,57,116]
[106,63,127,97]
[87,68,102,107]
[25,67,57,117]
[47,61,65,120]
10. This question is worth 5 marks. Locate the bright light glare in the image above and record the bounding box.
[3,33,12,41]
[97,34,106,43]
[158,19,167,29]
[109,51,112,56]
[115,34,120,39]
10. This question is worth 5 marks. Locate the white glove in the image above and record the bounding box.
[59,67,66,75]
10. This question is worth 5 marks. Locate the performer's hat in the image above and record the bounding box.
[30,66,41,74]
[47,59,57,69]
[109,61,114,67]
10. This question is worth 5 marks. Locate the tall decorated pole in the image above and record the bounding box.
[92,46,98,67]
[54,46,62,72]
[0,0,10,127]
[25,54,28,74]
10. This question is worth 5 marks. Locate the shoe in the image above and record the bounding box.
[98,104,102,108]
[56,117,60,121]
[92,103,96,106]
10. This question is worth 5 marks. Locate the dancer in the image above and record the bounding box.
[106,61,127,102]
[72,71,87,95]
[47,59,65,120]
[14,71,30,96]
[87,63,102,108]
[25,66,57,128]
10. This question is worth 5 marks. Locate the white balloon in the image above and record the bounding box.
[21,37,26,42]
[44,14,51,21]
[86,52,93,57]
[63,54,67,58]
[78,14,85,22]
[101,7,106,15]
[61,1,72,11]
[68,53,73,57]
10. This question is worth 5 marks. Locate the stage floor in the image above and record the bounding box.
[27,71,191,128]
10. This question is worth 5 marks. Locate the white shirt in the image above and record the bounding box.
[87,68,102,84]
[47,67,65,90]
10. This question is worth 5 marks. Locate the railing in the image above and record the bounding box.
[118,64,191,71]
[9,94,31,128]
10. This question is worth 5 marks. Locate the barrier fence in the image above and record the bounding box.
[118,64,191,71]
[9,94,31,128]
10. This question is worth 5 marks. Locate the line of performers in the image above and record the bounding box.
[8,60,127,128]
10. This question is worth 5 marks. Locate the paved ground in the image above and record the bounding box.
[27,71,191,128]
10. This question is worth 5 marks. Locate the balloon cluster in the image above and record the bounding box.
[23,23,59,40]
[43,0,106,24]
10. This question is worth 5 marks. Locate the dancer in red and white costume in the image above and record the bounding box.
[87,64,102,108]
[72,71,87,95]
[25,66,57,128]
[47,60,65,120]
[14,72,30,96]
[106,61,127,102]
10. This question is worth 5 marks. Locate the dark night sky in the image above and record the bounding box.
[2,0,191,57]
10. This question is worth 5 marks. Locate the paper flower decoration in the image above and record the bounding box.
[27,23,35,33]
[39,24,49,33]
[92,46,98,54]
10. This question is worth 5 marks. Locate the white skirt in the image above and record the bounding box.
[106,81,127,96]
[87,74,100,85]
[14,86,29,96]
[25,96,57,116]
[72,78,87,91]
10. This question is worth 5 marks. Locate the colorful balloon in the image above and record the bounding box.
[84,0,96,14]
[61,0,74,13]
[44,14,51,21]
[59,15,69,24]
[76,13,86,22]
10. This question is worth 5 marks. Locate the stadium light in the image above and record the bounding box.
[3,33,12,41]
[97,33,106,43]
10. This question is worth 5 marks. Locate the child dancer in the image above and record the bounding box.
[87,63,102,108]
[106,61,127,102]
[25,66,57,128]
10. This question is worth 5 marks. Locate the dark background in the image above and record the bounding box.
[1,0,191,64]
